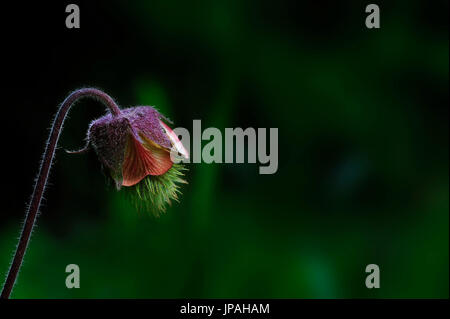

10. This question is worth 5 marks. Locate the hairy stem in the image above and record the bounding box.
[0,88,121,298]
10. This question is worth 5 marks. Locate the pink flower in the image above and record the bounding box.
[76,106,188,189]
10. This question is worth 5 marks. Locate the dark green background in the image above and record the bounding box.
[0,0,448,298]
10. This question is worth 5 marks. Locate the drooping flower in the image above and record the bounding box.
[1,88,187,299]
[70,105,189,214]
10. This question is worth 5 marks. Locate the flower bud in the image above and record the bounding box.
[85,106,187,190]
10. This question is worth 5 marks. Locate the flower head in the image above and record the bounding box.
[71,105,188,215]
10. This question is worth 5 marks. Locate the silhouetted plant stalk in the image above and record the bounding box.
[1,88,187,298]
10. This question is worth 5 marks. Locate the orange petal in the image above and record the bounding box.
[122,133,173,187]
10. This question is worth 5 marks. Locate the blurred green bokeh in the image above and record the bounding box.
[0,0,448,298]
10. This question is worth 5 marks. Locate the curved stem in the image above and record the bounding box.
[0,88,121,298]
